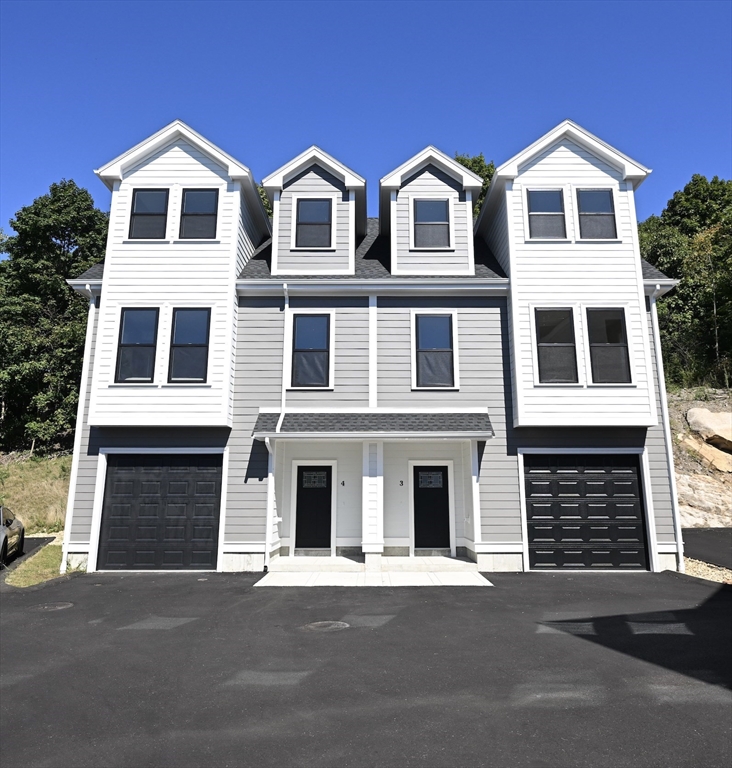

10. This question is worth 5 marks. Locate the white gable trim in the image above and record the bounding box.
[262,146,365,191]
[95,120,253,187]
[380,146,483,191]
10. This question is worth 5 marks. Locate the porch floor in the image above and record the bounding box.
[255,556,493,587]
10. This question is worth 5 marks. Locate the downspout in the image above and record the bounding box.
[650,284,685,572]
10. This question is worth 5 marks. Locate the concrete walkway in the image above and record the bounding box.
[255,555,493,586]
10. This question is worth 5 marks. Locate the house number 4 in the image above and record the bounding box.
[341,480,345,486]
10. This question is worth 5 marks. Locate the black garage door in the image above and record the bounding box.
[524,454,649,570]
[98,454,222,570]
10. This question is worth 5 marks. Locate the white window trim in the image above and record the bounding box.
[522,185,572,243]
[407,192,456,251]
[582,302,636,387]
[528,303,585,387]
[285,307,336,391]
[86,446,228,574]
[289,192,340,251]
[407,460,456,558]
[572,185,622,243]
[517,447,659,573]
[288,459,338,557]
[410,309,460,390]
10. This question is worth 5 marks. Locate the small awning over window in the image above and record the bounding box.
[252,412,494,440]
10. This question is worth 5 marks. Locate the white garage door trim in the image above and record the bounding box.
[517,447,659,573]
[88,447,228,574]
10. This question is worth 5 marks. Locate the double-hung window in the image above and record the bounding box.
[292,314,330,387]
[129,190,168,239]
[168,308,211,383]
[527,190,566,239]
[413,199,450,248]
[586,308,631,383]
[415,314,455,388]
[295,199,332,248]
[534,308,578,383]
[179,189,218,239]
[115,308,159,383]
[577,189,617,239]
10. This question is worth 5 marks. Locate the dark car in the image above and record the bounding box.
[1,506,24,567]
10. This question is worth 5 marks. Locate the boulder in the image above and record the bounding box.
[681,435,732,472]
[686,408,732,453]
[676,472,732,527]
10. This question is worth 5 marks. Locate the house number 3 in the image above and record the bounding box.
[400,480,404,486]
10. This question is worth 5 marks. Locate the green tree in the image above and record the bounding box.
[257,183,273,218]
[454,152,495,215]
[639,175,732,388]
[0,180,108,452]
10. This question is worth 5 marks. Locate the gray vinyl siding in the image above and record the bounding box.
[226,297,286,543]
[645,306,676,542]
[287,297,369,407]
[377,296,503,408]
[395,165,470,273]
[484,191,510,276]
[68,303,101,543]
[278,165,350,272]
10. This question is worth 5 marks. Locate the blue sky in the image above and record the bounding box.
[1,0,730,232]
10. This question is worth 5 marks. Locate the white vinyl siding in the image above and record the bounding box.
[89,140,243,427]
[276,165,351,272]
[394,165,471,274]
[507,138,655,426]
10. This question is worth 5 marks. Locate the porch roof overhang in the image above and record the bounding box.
[252,412,494,441]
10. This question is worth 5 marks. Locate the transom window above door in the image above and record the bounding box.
[413,199,450,248]
[414,314,455,388]
[129,190,168,239]
[179,189,218,239]
[291,314,331,387]
[295,199,332,248]
[527,190,566,239]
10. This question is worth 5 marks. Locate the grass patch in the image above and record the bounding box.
[0,455,71,533]
[5,544,63,588]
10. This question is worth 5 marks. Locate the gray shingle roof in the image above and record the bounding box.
[239,218,507,280]
[641,260,671,281]
[252,412,494,436]
[73,263,105,281]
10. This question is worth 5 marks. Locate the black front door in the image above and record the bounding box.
[413,466,450,549]
[295,466,332,549]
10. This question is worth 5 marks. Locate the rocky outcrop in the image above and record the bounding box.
[687,408,732,453]
[680,434,732,472]
[676,472,732,528]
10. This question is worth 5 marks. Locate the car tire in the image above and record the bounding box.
[0,543,7,570]
[16,533,24,557]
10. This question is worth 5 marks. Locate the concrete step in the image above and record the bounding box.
[268,556,480,573]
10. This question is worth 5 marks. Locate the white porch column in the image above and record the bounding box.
[471,440,482,546]
[264,438,280,568]
[361,441,384,566]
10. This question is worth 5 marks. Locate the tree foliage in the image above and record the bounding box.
[257,183,273,218]
[0,180,108,452]
[454,152,495,215]
[639,175,732,388]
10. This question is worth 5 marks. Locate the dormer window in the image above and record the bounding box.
[129,190,168,239]
[296,198,332,248]
[577,189,617,239]
[180,189,218,239]
[527,190,566,239]
[413,199,450,248]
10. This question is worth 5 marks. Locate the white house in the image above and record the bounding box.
[62,119,682,575]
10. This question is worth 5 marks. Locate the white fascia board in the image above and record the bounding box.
[67,279,102,297]
[643,280,678,296]
[493,120,651,188]
[236,278,510,296]
[254,431,495,441]
[94,120,254,188]
[380,146,484,191]
[261,146,365,191]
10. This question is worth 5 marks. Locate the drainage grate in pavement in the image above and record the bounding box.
[30,602,74,611]
[302,621,350,632]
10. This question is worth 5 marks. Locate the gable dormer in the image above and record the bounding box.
[262,147,366,276]
[380,147,483,276]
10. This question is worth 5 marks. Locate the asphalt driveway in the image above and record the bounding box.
[1,571,730,768]
[683,528,732,569]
